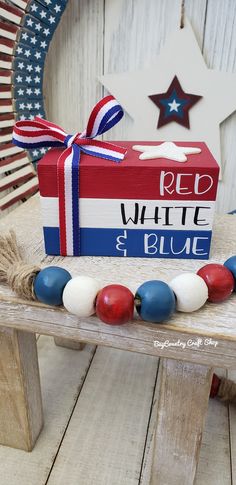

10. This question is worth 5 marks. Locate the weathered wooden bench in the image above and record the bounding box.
[0,194,235,485]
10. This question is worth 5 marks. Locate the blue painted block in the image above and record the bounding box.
[16,109,46,122]
[15,98,44,112]
[27,1,59,26]
[30,0,67,19]
[22,15,56,39]
[13,70,43,87]
[13,58,44,75]
[43,227,212,259]
[18,29,50,52]
[14,43,46,63]
[39,0,67,10]
[14,85,43,99]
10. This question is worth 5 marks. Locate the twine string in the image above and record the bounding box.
[180,0,185,29]
[0,230,40,300]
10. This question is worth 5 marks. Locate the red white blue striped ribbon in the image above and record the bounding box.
[13,95,126,256]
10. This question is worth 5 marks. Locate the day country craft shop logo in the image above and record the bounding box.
[153,338,219,350]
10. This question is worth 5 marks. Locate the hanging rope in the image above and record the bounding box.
[0,230,40,300]
[180,0,185,29]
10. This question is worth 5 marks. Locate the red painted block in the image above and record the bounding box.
[38,141,219,201]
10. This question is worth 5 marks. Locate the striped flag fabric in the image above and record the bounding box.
[0,0,67,210]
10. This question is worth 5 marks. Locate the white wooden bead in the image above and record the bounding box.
[169,273,208,312]
[62,276,101,317]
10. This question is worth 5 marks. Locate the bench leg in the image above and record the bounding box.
[150,358,213,485]
[54,336,85,350]
[0,327,43,451]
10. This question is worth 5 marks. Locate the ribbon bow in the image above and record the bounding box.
[13,95,126,256]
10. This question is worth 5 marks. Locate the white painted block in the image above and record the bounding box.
[40,196,215,231]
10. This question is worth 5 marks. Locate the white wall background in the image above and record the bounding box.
[44,0,236,214]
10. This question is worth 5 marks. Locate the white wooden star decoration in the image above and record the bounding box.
[100,21,236,177]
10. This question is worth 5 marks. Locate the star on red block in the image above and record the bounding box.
[149,76,202,129]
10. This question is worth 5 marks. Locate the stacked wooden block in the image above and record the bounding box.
[0,0,67,210]
[38,141,219,259]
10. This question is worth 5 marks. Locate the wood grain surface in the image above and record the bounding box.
[150,359,213,485]
[0,327,43,451]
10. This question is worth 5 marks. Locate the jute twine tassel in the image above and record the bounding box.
[0,230,40,300]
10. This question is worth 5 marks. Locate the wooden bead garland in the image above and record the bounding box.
[0,231,236,404]
[0,231,235,326]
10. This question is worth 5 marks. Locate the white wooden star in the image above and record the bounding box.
[100,21,236,175]
[132,142,201,162]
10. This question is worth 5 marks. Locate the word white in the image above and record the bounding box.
[153,338,218,350]
[121,204,211,227]
[159,171,214,196]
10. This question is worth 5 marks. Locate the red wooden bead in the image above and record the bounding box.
[197,263,234,302]
[210,373,221,398]
[96,284,134,325]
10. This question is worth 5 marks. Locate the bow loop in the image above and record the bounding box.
[84,95,124,138]
[12,96,126,257]
[13,96,126,161]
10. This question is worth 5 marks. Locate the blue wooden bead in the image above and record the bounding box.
[135,280,176,323]
[34,266,72,306]
[224,256,236,290]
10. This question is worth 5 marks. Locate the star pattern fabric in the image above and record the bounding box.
[149,76,202,129]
